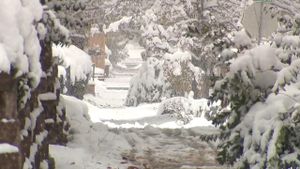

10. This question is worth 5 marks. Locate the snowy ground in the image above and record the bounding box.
[50,77,221,169]
[50,48,222,168]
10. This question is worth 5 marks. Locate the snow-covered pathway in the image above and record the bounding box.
[50,76,221,169]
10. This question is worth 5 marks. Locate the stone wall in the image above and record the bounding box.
[0,73,22,169]
[0,41,68,169]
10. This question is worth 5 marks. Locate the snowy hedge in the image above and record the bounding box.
[53,44,92,99]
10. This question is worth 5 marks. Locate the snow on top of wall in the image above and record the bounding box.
[0,143,19,154]
[38,92,57,101]
[52,44,92,83]
[104,16,132,33]
[0,0,43,87]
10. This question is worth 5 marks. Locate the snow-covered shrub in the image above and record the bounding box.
[158,97,194,125]
[163,51,202,97]
[53,44,92,99]
[126,57,165,106]
[60,95,90,136]
[105,31,130,65]
[126,50,203,106]
[158,93,209,125]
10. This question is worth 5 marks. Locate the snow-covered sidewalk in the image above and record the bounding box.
[50,94,220,169]
[49,73,221,169]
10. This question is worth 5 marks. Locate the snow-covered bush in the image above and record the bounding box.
[53,44,92,99]
[105,31,130,65]
[158,93,209,125]
[163,51,202,97]
[126,50,203,106]
[158,97,194,125]
[125,57,165,106]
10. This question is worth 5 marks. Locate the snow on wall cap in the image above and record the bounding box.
[39,92,57,101]
[1,118,16,123]
[0,143,19,154]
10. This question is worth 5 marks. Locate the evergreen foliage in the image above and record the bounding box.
[207,6,300,168]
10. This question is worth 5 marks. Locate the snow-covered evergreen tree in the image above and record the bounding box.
[208,3,300,168]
